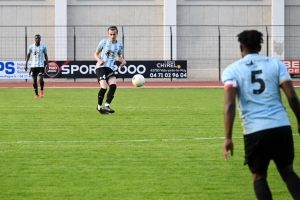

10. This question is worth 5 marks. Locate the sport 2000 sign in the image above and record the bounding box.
[43,60,187,79]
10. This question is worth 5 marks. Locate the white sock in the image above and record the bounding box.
[98,105,102,109]
[105,103,110,107]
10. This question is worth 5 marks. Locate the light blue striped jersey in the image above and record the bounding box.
[96,39,123,70]
[222,54,292,135]
[28,43,47,67]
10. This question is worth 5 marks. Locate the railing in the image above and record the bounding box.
[0,25,299,81]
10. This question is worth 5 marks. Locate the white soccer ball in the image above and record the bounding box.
[132,74,145,87]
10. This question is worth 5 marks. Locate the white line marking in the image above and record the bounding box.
[1,134,298,144]
[0,86,224,89]
[0,137,232,144]
[0,106,187,109]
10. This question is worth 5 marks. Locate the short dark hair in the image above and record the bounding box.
[108,26,118,33]
[35,34,41,38]
[237,30,263,53]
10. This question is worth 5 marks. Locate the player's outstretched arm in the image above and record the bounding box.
[281,81,300,134]
[223,86,237,160]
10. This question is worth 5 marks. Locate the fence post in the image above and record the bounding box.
[122,26,125,82]
[218,26,221,81]
[25,26,27,82]
[170,26,173,81]
[170,26,173,61]
[122,26,124,59]
[266,26,269,56]
[74,27,76,61]
[73,27,76,82]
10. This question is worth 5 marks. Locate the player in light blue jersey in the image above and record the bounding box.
[94,26,126,115]
[222,30,300,199]
[25,34,48,98]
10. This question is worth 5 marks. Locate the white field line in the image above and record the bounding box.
[4,86,224,88]
[0,136,241,144]
[3,86,300,88]
[0,106,188,109]
[1,135,299,144]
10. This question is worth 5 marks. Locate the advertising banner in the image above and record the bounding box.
[0,60,187,79]
[282,60,300,78]
[43,60,187,79]
[3,60,300,79]
[0,61,32,79]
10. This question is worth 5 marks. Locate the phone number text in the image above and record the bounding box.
[149,73,187,78]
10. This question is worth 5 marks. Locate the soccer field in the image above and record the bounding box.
[0,88,299,200]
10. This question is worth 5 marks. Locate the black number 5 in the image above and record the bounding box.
[251,70,265,94]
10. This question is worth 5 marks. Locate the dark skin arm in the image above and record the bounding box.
[24,53,31,71]
[44,54,49,68]
[223,86,237,161]
[281,81,300,134]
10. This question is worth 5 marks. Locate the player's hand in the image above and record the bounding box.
[120,60,126,67]
[24,64,28,71]
[223,138,234,161]
[98,60,104,66]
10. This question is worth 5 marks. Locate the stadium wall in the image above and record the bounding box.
[0,0,300,80]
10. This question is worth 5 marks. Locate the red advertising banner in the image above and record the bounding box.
[282,60,300,78]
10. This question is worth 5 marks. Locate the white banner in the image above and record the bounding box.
[0,61,32,79]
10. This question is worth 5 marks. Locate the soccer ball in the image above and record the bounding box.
[132,74,145,87]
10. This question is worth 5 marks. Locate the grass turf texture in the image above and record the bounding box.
[0,88,299,200]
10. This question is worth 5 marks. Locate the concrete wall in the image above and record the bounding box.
[176,1,271,79]
[0,0,54,26]
[67,3,164,61]
[0,0,54,60]
[285,1,300,60]
[1,0,300,80]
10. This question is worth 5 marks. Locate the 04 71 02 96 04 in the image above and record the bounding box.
[149,72,186,78]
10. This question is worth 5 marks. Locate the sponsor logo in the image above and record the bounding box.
[283,60,300,74]
[116,65,146,75]
[61,65,96,74]
[0,61,15,74]
[45,62,60,77]
[156,61,176,68]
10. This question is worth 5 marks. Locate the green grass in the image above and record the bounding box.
[0,88,299,200]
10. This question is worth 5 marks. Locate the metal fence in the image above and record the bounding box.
[0,25,299,81]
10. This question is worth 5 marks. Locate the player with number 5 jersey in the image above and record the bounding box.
[222,53,291,135]
[222,30,300,200]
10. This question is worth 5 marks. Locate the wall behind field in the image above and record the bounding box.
[1,0,300,80]
[0,0,55,60]
[67,4,164,61]
[176,3,271,79]
[285,3,300,60]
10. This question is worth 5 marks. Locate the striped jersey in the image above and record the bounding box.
[28,43,47,67]
[222,53,292,135]
[96,39,123,70]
